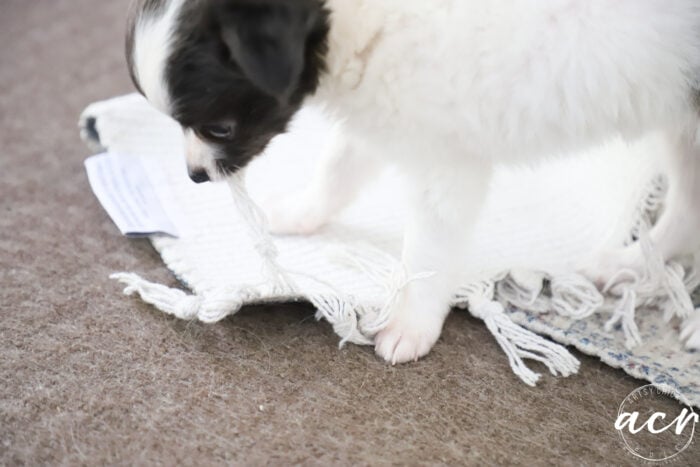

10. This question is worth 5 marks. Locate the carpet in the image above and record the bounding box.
[2,1,697,464]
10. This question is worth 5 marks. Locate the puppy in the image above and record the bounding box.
[127,0,700,363]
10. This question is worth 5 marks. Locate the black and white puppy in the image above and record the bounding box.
[127,0,700,362]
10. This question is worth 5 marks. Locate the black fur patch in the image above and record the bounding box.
[128,0,330,175]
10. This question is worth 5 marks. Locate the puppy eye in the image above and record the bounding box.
[199,123,236,141]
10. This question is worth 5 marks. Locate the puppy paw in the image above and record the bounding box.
[374,303,445,364]
[260,191,326,235]
[681,312,700,350]
[581,247,645,288]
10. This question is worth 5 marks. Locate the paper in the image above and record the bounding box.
[84,153,179,237]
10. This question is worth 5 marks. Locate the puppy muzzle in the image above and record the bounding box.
[184,129,217,184]
[188,169,210,184]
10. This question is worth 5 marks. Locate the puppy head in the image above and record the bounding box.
[126,0,329,182]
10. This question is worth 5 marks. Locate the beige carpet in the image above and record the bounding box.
[1,1,696,464]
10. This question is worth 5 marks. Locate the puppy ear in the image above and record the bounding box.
[218,1,319,100]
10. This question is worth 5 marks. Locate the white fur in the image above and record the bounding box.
[131,0,185,115]
[184,129,219,177]
[292,0,700,363]
[315,0,700,162]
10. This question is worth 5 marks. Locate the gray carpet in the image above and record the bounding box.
[1,1,696,464]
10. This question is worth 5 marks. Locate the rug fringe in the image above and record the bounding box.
[111,273,243,323]
[335,244,580,386]
[111,174,694,384]
[601,228,697,349]
[456,279,580,386]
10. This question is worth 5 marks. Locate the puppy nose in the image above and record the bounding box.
[188,169,210,184]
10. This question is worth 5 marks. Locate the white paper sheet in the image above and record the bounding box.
[84,153,179,237]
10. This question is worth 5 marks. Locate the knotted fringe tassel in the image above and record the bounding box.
[111,272,246,323]
[456,279,580,387]
[638,229,694,321]
[329,245,436,337]
[496,270,550,313]
[226,173,298,295]
[310,294,372,347]
[603,272,643,349]
[603,227,697,349]
[497,270,603,319]
[550,274,604,319]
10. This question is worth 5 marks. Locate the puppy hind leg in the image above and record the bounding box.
[634,125,700,264]
[655,124,700,257]
[585,124,700,283]
[374,159,493,364]
[262,129,384,235]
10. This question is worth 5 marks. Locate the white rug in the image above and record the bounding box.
[80,94,700,406]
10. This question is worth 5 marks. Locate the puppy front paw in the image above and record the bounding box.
[374,298,446,364]
[260,191,327,235]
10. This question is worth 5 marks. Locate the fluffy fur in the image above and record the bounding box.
[127,0,700,363]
